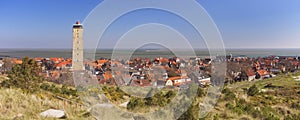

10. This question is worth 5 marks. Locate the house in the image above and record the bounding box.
[270,68,280,74]
[0,60,3,68]
[257,70,269,79]
[54,61,72,70]
[198,77,211,85]
[13,59,22,64]
[246,69,256,81]
[50,58,64,64]
[165,76,192,87]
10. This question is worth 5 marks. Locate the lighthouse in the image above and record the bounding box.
[72,21,84,70]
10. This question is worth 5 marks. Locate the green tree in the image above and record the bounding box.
[5,57,43,93]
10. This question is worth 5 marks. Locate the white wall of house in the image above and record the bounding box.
[165,80,173,86]
[199,78,211,85]
[248,75,256,81]
[0,61,3,67]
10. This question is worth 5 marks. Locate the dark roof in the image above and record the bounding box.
[73,24,83,29]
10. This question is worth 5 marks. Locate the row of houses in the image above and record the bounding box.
[1,54,300,87]
[228,55,300,82]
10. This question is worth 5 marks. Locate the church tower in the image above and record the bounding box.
[72,21,84,70]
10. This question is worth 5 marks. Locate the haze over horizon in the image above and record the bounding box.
[0,0,300,49]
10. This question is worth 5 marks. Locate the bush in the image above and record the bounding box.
[127,97,145,111]
[247,84,259,96]
[4,57,44,93]
[225,103,234,109]
[291,102,300,110]
[250,108,261,118]
[261,106,279,120]
[40,83,50,90]
[284,114,300,120]
[197,87,205,97]
[102,86,126,102]
[178,100,199,120]
[213,114,220,120]
[49,84,60,93]
[222,88,236,101]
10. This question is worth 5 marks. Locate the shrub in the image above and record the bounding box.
[225,103,234,110]
[222,88,236,101]
[127,97,145,111]
[40,83,50,90]
[197,87,205,97]
[178,100,200,120]
[50,84,60,93]
[4,57,44,93]
[284,114,300,120]
[250,108,261,118]
[247,84,259,96]
[213,114,220,120]
[291,102,300,110]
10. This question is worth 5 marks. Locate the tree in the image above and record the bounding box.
[4,57,44,93]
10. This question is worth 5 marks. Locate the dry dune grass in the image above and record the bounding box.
[0,88,93,120]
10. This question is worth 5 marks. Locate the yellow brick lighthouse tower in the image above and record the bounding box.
[72,21,84,70]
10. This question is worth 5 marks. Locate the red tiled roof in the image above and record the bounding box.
[55,61,71,68]
[103,72,113,80]
[97,60,109,65]
[246,69,255,76]
[258,70,268,76]
[13,60,22,64]
[167,76,188,81]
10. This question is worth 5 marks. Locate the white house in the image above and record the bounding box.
[0,60,3,68]
[198,77,211,85]
[248,75,256,81]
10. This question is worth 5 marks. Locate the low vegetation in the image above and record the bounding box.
[0,57,299,119]
[0,87,93,119]
[2,57,43,93]
[0,58,91,119]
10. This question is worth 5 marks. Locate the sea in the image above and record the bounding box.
[0,48,300,59]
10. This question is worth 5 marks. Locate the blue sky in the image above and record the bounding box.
[0,0,299,49]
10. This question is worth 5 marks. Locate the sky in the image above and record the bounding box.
[0,0,300,49]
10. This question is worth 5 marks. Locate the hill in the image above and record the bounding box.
[1,72,300,119]
[203,72,300,120]
[0,75,93,120]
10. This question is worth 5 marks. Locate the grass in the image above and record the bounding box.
[0,75,94,120]
[0,87,94,120]
[210,72,300,120]
[1,72,300,119]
